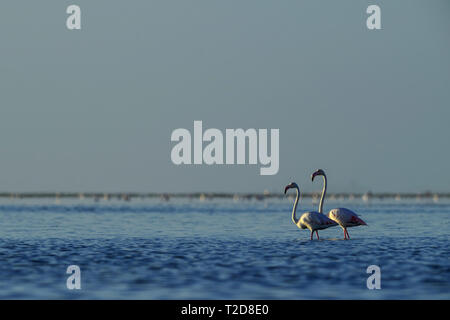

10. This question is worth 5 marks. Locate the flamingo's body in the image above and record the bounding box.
[297,211,338,240]
[312,169,367,239]
[285,182,338,240]
[327,208,367,239]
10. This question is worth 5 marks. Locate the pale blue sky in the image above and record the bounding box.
[0,1,449,193]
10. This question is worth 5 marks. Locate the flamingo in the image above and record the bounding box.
[284,182,338,240]
[311,169,367,239]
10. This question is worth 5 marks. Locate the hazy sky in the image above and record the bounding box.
[0,1,449,193]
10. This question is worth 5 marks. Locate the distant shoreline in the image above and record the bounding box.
[0,192,448,200]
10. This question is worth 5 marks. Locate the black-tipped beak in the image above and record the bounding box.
[311,173,317,181]
[284,185,290,194]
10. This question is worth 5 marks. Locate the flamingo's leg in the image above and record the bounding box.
[346,229,350,239]
[310,231,313,240]
[343,228,347,239]
[316,230,320,240]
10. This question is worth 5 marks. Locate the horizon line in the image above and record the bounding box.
[0,191,449,200]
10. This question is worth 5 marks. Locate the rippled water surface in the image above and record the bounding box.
[0,198,448,299]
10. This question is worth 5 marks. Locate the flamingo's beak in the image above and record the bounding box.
[284,185,291,194]
[311,172,318,181]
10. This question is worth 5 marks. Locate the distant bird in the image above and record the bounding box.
[311,169,367,239]
[284,182,338,240]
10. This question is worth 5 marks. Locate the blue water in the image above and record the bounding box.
[0,198,448,299]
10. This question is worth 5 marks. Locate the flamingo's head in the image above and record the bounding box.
[284,182,298,194]
[311,169,325,181]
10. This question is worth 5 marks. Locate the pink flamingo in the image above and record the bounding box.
[284,182,338,240]
[311,169,367,239]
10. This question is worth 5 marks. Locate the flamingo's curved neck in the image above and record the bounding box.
[292,187,300,224]
[318,174,327,214]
